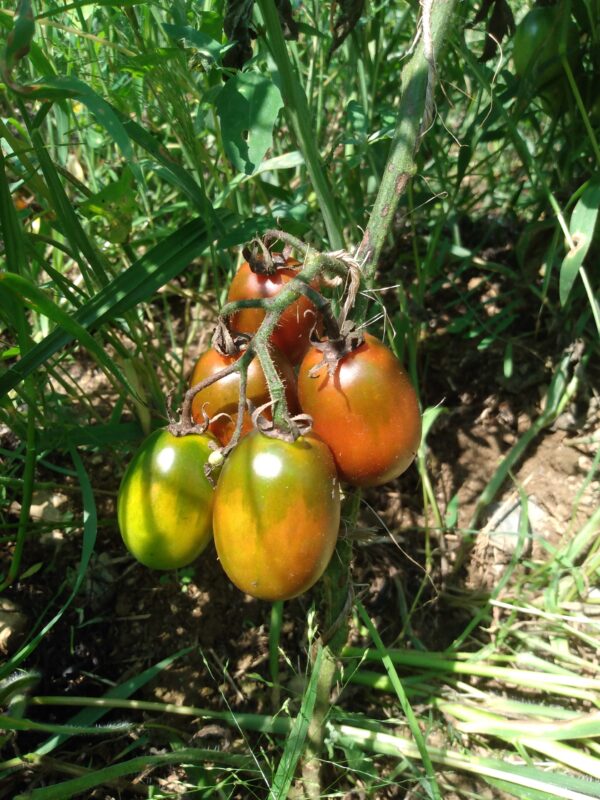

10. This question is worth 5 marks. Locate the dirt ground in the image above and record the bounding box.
[1,264,598,798]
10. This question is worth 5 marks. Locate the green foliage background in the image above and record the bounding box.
[0,0,599,797]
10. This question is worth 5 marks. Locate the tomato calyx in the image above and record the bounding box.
[168,330,254,445]
[242,240,295,277]
[251,400,313,442]
[166,387,211,437]
[211,318,251,357]
[306,321,365,378]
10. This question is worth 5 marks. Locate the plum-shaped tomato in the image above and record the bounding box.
[189,346,299,446]
[117,430,215,570]
[213,430,340,601]
[298,334,422,487]
[227,260,319,364]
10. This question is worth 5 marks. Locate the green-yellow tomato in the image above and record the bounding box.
[118,429,215,570]
[213,430,340,601]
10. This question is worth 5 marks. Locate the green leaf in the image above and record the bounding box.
[79,168,136,243]
[120,48,181,77]
[484,777,573,799]
[37,422,144,451]
[115,109,219,219]
[560,176,600,305]
[2,0,35,72]
[0,210,243,399]
[13,748,252,799]
[29,76,138,178]
[0,714,133,736]
[34,648,196,758]
[163,22,226,63]
[0,153,27,275]
[0,272,138,399]
[0,448,97,681]
[420,405,447,445]
[445,492,459,528]
[31,129,109,289]
[216,72,284,175]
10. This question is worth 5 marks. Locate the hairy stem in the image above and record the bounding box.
[254,322,290,430]
[175,347,255,439]
[356,0,457,288]
[178,245,354,439]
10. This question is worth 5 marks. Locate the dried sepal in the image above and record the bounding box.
[211,319,251,356]
[307,321,365,378]
[168,400,212,438]
[242,239,299,276]
[251,399,313,442]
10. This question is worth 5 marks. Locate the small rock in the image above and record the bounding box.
[0,598,28,656]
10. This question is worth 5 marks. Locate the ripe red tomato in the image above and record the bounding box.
[213,430,340,601]
[227,259,319,364]
[117,430,215,570]
[298,334,421,487]
[189,345,299,446]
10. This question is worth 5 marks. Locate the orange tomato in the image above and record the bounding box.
[298,334,421,487]
[190,345,299,446]
[213,430,340,601]
[227,259,319,364]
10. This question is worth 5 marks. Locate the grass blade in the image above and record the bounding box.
[269,645,323,799]
[356,599,441,800]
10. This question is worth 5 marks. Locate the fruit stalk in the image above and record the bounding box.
[183,242,355,441]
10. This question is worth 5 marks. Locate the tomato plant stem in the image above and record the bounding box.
[355,0,457,292]
[300,4,457,794]
[301,499,357,794]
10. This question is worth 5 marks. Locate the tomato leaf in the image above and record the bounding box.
[215,72,284,175]
[560,176,600,306]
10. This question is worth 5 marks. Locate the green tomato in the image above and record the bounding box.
[117,429,215,570]
[513,6,579,90]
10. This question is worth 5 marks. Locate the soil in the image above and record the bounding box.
[1,266,598,799]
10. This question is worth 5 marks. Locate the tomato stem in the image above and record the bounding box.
[215,242,358,437]
[300,4,456,796]
[354,0,457,307]
[172,347,255,443]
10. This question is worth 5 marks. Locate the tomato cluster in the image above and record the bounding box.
[117,250,421,601]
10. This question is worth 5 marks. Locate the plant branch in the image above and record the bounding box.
[175,239,357,441]
[355,0,457,292]
[300,3,457,795]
